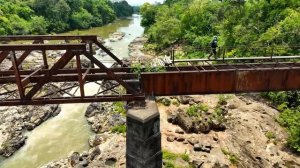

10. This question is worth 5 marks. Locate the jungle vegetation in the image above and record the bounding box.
[0,0,133,35]
[140,0,300,58]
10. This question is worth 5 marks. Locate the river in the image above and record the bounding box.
[0,14,144,168]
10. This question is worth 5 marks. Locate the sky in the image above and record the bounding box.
[126,0,164,5]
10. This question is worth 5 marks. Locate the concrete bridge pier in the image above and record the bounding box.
[126,98,162,168]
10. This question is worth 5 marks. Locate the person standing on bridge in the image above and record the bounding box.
[208,36,218,60]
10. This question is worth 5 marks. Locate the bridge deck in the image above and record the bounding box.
[0,35,299,106]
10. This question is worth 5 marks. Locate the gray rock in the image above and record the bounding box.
[167,136,175,142]
[89,146,101,160]
[194,144,203,151]
[228,104,237,109]
[188,137,199,145]
[167,114,177,124]
[69,152,80,166]
[175,128,184,134]
[88,134,105,147]
[176,136,185,142]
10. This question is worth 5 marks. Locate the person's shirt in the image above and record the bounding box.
[211,40,218,48]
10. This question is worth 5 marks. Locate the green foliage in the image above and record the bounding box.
[263,91,300,153]
[217,94,233,106]
[277,107,300,152]
[186,103,209,117]
[140,3,157,28]
[162,150,191,168]
[131,62,166,77]
[172,100,180,107]
[265,131,276,139]
[221,148,239,165]
[113,1,133,17]
[111,124,126,134]
[158,98,171,106]
[140,0,300,54]
[113,101,126,116]
[0,0,134,35]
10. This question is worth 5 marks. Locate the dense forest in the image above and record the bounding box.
[140,0,299,57]
[140,0,300,153]
[0,0,133,35]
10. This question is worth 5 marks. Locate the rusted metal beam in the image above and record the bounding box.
[76,54,85,97]
[25,51,75,99]
[0,73,138,84]
[93,40,125,66]
[21,66,43,87]
[0,51,9,64]
[0,94,145,106]
[1,63,299,76]
[11,51,25,99]
[141,68,300,95]
[0,44,86,51]
[84,51,137,94]
[174,56,300,63]
[0,35,97,41]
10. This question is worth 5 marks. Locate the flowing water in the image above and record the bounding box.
[0,14,144,168]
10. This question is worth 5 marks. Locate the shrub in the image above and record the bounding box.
[113,102,126,116]
[158,98,171,106]
[111,124,126,134]
[265,131,276,139]
[162,150,191,167]
[221,148,239,165]
[186,103,209,117]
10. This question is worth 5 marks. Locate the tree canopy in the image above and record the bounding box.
[0,0,134,35]
[140,0,300,54]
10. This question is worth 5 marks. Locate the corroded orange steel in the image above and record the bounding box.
[0,35,299,106]
[141,64,300,95]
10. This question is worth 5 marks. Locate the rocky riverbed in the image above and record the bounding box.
[0,49,82,158]
[159,95,300,167]
[40,36,148,168]
[0,104,61,157]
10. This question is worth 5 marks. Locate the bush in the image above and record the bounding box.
[158,98,171,106]
[186,103,209,117]
[221,148,239,165]
[111,124,126,134]
[263,91,300,153]
[265,131,276,139]
[113,102,126,116]
[277,107,300,152]
[162,150,191,167]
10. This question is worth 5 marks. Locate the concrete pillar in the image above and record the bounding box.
[126,99,162,168]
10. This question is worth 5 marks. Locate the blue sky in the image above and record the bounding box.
[126,0,164,5]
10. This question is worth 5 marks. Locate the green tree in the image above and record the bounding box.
[29,16,48,34]
[70,8,93,29]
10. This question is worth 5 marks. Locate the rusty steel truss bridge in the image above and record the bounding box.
[0,35,299,106]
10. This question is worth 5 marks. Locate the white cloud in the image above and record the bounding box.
[125,0,164,5]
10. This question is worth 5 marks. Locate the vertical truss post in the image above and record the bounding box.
[89,42,95,69]
[11,51,25,99]
[76,54,85,97]
[40,40,49,69]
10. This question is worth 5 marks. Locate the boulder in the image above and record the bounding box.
[69,152,80,166]
[88,134,105,147]
[175,128,184,134]
[176,112,194,133]
[194,144,203,151]
[167,136,175,142]
[89,146,101,161]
